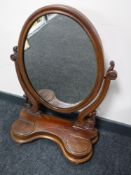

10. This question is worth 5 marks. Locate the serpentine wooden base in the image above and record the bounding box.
[10,108,98,164]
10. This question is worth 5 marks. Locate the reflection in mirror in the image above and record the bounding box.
[24,14,97,107]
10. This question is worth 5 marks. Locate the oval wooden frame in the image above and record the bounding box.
[17,4,105,113]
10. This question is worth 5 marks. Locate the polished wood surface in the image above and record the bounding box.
[10,5,117,164]
[11,107,98,164]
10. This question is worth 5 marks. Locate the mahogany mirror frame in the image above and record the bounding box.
[10,4,117,164]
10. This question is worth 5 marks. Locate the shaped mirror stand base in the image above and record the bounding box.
[10,107,98,164]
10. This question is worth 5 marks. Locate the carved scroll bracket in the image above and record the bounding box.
[105,60,117,80]
[10,46,40,113]
[75,60,117,129]
[10,46,18,62]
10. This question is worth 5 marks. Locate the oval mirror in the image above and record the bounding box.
[16,5,106,113]
[24,13,97,108]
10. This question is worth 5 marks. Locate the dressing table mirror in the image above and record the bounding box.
[10,5,117,164]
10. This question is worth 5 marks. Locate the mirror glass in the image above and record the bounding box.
[24,14,97,107]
